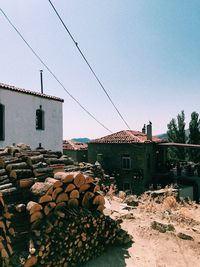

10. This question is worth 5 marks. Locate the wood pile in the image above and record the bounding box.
[0,145,131,266]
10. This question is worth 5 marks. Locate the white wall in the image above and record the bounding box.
[0,89,63,151]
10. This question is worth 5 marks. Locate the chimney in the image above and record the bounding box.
[40,70,43,94]
[142,124,146,134]
[147,121,152,141]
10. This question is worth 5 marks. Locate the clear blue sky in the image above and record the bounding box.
[1,0,200,139]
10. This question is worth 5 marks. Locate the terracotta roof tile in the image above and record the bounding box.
[0,83,64,102]
[63,140,88,151]
[90,130,162,144]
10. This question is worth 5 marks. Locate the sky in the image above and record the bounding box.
[0,0,200,139]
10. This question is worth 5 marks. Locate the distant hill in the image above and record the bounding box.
[71,138,90,143]
[156,133,168,140]
[156,129,190,141]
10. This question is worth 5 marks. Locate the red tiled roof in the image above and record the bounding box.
[0,83,64,102]
[90,130,162,144]
[63,140,88,151]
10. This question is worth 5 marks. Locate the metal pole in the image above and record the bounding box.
[40,70,43,94]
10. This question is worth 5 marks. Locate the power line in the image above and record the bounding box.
[0,8,112,134]
[48,0,131,130]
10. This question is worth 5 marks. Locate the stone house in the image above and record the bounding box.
[63,140,88,162]
[0,83,64,151]
[88,125,162,194]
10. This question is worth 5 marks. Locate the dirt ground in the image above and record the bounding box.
[85,193,200,267]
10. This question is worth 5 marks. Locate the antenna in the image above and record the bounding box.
[40,69,43,94]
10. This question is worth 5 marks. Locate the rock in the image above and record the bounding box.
[177,232,193,241]
[121,213,135,220]
[167,224,175,231]
[151,221,166,233]
[151,221,175,233]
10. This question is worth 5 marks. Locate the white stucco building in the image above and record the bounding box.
[0,83,64,151]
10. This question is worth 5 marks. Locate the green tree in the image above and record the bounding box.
[177,111,186,144]
[188,111,200,162]
[167,111,186,160]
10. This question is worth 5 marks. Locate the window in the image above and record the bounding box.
[0,104,5,141]
[36,106,45,130]
[122,155,131,170]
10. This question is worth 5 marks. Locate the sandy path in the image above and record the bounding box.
[84,199,200,267]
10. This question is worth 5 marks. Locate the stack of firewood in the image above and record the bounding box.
[0,145,131,266]
[0,171,131,267]
[29,172,105,221]
[23,207,121,267]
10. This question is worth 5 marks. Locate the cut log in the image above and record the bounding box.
[64,183,75,193]
[45,177,63,188]
[45,158,70,165]
[73,173,85,188]
[19,178,36,188]
[0,175,9,182]
[97,204,105,213]
[69,190,79,199]
[54,172,74,183]
[15,203,26,213]
[0,187,18,196]
[0,193,5,206]
[67,199,79,208]
[6,162,29,172]
[10,169,32,180]
[26,201,43,215]
[39,195,52,204]
[85,176,94,184]
[24,255,38,267]
[0,169,6,176]
[27,154,44,166]
[56,193,69,203]
[49,164,65,174]
[52,187,63,201]
[93,184,101,193]
[0,221,6,232]
[30,211,44,223]
[31,182,52,197]
[33,167,53,177]
[1,248,9,258]
[79,184,90,193]
[29,239,36,255]
[44,202,56,216]
[0,156,22,168]
[0,183,13,191]
[0,148,9,156]
[46,151,62,157]
[82,192,95,208]
[31,162,47,170]
[93,195,105,206]
[35,173,54,182]
[0,179,10,186]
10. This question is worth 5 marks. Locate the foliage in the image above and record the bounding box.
[167,111,186,160]
[188,112,200,162]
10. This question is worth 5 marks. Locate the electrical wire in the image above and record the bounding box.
[48,0,131,130]
[0,8,113,134]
